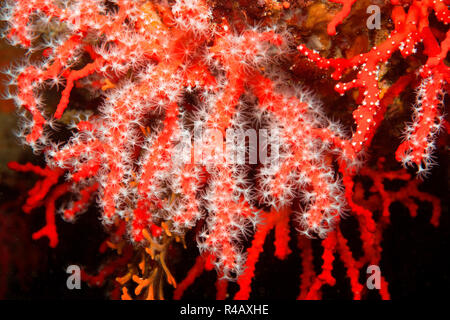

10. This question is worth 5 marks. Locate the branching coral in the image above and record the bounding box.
[297,0,449,176]
[1,0,446,299]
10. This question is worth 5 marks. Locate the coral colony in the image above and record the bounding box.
[0,0,447,299]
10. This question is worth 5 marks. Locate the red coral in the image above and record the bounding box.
[1,0,446,299]
[298,0,449,175]
[175,159,440,300]
[327,0,357,36]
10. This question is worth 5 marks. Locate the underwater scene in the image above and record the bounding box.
[0,0,448,301]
